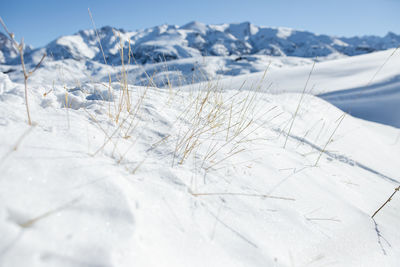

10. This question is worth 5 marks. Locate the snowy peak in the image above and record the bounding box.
[0,32,18,64]
[181,21,208,34]
[2,22,400,65]
[0,31,33,64]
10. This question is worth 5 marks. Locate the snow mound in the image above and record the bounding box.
[0,63,400,266]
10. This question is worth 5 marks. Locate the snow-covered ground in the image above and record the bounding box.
[0,54,314,88]
[180,48,400,128]
[1,43,400,266]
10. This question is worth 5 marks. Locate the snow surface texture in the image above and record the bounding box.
[1,44,400,267]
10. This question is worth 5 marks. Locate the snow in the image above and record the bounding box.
[1,25,400,266]
[184,48,400,128]
[55,35,97,59]
[320,76,400,128]
[2,22,400,66]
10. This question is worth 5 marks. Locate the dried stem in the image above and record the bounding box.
[0,17,46,125]
[314,113,346,166]
[190,191,296,201]
[284,60,316,148]
[371,186,400,219]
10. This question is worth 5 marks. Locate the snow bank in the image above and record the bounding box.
[0,66,399,266]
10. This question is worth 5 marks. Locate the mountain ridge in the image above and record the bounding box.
[1,21,400,65]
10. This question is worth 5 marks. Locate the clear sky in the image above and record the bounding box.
[1,0,399,47]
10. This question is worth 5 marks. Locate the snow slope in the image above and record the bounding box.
[1,50,400,267]
[191,48,400,94]
[320,76,400,128]
[180,48,400,128]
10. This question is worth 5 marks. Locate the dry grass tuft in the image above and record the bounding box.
[171,70,277,174]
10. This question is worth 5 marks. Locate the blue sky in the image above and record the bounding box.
[1,0,399,47]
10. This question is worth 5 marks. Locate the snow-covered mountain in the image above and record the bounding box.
[0,32,33,64]
[2,22,400,65]
[0,32,18,64]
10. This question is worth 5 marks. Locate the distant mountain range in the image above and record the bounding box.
[1,21,400,65]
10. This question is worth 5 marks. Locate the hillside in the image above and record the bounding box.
[182,48,400,127]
